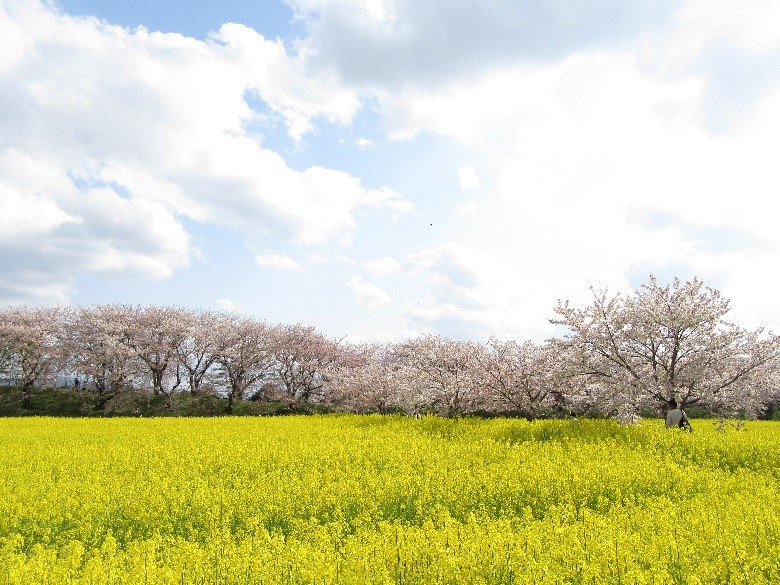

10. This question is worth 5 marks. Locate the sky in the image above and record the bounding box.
[2,0,780,343]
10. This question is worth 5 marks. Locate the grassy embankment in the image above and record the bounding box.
[0,386,324,417]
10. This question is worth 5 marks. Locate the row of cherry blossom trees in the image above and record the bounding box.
[1,276,779,418]
[0,305,341,413]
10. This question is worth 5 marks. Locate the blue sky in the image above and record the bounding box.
[2,0,780,342]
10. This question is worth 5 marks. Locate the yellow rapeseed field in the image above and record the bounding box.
[1,415,778,584]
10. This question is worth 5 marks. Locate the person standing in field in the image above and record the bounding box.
[665,399,692,431]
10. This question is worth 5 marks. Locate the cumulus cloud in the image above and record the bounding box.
[457,165,481,191]
[348,275,391,307]
[0,150,190,305]
[648,0,780,131]
[215,298,241,312]
[289,0,678,89]
[455,199,480,217]
[390,43,780,339]
[306,253,329,265]
[0,0,404,305]
[4,0,780,342]
[664,0,780,59]
[363,256,400,276]
[360,186,415,218]
[402,242,538,339]
[255,252,302,270]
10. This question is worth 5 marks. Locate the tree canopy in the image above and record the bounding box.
[552,276,780,417]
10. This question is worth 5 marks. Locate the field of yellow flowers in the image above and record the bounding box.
[1,415,778,584]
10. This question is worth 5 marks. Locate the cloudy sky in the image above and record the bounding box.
[2,0,780,342]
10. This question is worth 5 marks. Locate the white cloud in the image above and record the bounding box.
[0,148,190,304]
[255,252,302,270]
[4,0,780,342]
[215,298,241,312]
[455,199,480,217]
[0,186,74,239]
[361,186,415,217]
[288,0,676,89]
[386,44,780,339]
[668,0,780,58]
[457,164,481,191]
[402,242,538,339]
[214,22,361,142]
[363,256,400,276]
[306,253,329,265]
[334,254,356,267]
[348,275,391,307]
[0,0,397,305]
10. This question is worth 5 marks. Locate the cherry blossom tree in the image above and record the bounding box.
[476,338,567,418]
[67,305,143,407]
[174,309,226,394]
[0,307,66,406]
[213,315,276,413]
[396,335,486,416]
[0,320,15,382]
[123,306,189,400]
[268,324,342,405]
[552,275,780,417]
[329,342,409,414]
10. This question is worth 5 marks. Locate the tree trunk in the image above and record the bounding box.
[22,387,33,409]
